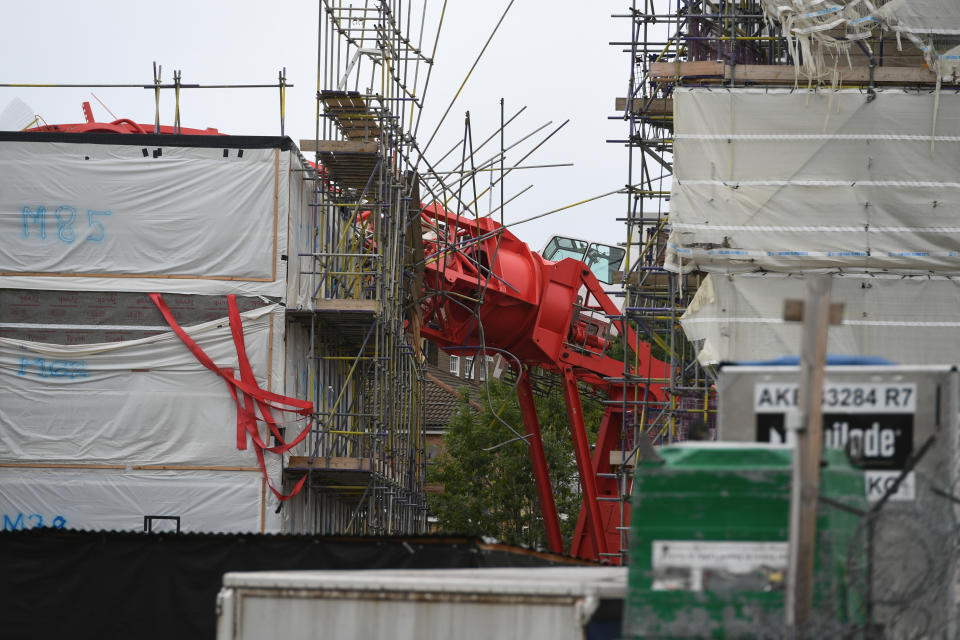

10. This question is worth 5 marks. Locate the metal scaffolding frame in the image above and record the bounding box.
[290,0,434,535]
[602,0,784,563]
[603,0,947,563]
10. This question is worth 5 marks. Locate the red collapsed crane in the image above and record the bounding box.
[24,101,221,135]
[418,202,668,563]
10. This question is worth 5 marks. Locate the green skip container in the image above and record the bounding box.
[623,443,866,639]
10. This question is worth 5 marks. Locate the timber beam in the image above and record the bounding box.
[649,62,938,86]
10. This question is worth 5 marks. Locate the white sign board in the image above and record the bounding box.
[651,540,787,592]
[753,382,916,502]
[754,382,917,413]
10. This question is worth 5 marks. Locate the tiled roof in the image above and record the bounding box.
[423,365,480,429]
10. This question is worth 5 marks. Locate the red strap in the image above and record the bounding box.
[220,371,309,501]
[227,295,284,446]
[225,295,311,455]
[220,368,247,450]
[150,293,314,501]
[149,293,313,414]
[227,297,276,444]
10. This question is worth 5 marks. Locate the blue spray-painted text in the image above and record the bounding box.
[3,513,67,530]
[21,206,112,244]
[17,357,89,379]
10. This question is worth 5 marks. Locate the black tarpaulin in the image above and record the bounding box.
[0,529,590,639]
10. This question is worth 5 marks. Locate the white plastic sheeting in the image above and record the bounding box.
[0,135,317,534]
[881,0,960,36]
[0,467,281,533]
[0,139,316,302]
[763,0,960,79]
[0,304,286,466]
[681,273,960,365]
[286,158,316,310]
[666,88,960,274]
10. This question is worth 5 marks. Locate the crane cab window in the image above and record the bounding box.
[542,236,625,284]
[543,236,588,262]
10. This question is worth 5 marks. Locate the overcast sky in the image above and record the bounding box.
[0,1,635,253]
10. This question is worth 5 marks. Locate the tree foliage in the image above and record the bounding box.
[428,375,604,550]
[606,322,669,365]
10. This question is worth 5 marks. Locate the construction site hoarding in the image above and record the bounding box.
[680,273,960,366]
[665,88,960,275]
[0,133,315,307]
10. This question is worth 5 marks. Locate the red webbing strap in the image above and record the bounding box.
[149,293,313,501]
[220,370,308,501]
[220,368,248,450]
[227,296,285,446]
[149,294,313,413]
[225,296,311,455]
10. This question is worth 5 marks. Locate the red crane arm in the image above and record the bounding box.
[418,202,668,562]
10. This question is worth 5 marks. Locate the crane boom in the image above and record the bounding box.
[418,202,668,562]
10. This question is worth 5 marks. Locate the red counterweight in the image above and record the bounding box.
[25,101,222,135]
[419,202,668,563]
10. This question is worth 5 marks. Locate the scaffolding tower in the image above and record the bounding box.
[603,0,783,563]
[606,0,949,563]
[288,0,434,535]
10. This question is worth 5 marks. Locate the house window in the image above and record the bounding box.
[449,355,460,376]
[425,341,439,366]
[464,356,474,380]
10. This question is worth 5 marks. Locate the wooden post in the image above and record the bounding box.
[785,275,834,635]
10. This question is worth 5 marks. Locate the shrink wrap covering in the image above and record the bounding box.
[0,304,284,466]
[681,273,960,365]
[0,467,281,533]
[666,89,960,274]
[0,135,316,307]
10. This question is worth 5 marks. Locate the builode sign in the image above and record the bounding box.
[754,382,916,501]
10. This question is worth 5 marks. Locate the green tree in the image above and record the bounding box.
[606,323,669,365]
[428,375,604,550]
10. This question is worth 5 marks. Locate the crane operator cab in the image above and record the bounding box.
[541,236,625,285]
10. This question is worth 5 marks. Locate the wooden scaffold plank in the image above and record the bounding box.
[320,90,382,141]
[648,62,938,85]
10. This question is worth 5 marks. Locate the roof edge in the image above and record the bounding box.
[0,130,295,150]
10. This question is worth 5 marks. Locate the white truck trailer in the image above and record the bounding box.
[216,566,626,640]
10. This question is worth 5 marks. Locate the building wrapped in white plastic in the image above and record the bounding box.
[0,131,426,534]
[664,88,960,364]
[0,135,312,301]
[682,272,960,365]
[666,88,960,275]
